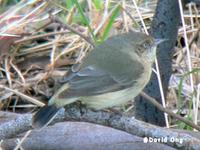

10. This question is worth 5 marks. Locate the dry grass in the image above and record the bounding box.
[0,0,200,130]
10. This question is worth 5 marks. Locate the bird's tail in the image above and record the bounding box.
[32,105,60,128]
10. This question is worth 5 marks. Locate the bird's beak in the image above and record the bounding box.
[154,38,168,45]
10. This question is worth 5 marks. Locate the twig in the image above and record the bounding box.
[14,30,70,44]
[14,130,32,150]
[178,0,194,114]
[0,85,44,107]
[140,91,200,131]
[50,16,95,47]
[1,109,200,149]
[188,28,200,48]
[120,6,140,29]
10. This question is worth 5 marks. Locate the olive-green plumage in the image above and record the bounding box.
[32,31,161,128]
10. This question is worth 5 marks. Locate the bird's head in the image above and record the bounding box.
[135,34,166,63]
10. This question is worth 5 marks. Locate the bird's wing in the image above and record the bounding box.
[58,64,142,99]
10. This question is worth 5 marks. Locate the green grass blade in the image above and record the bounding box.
[100,4,121,42]
[178,68,200,112]
[72,0,96,43]
[65,0,74,10]
[92,0,103,10]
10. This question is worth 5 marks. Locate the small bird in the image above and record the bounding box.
[32,31,163,128]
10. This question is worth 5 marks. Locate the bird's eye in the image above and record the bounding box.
[143,41,151,49]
